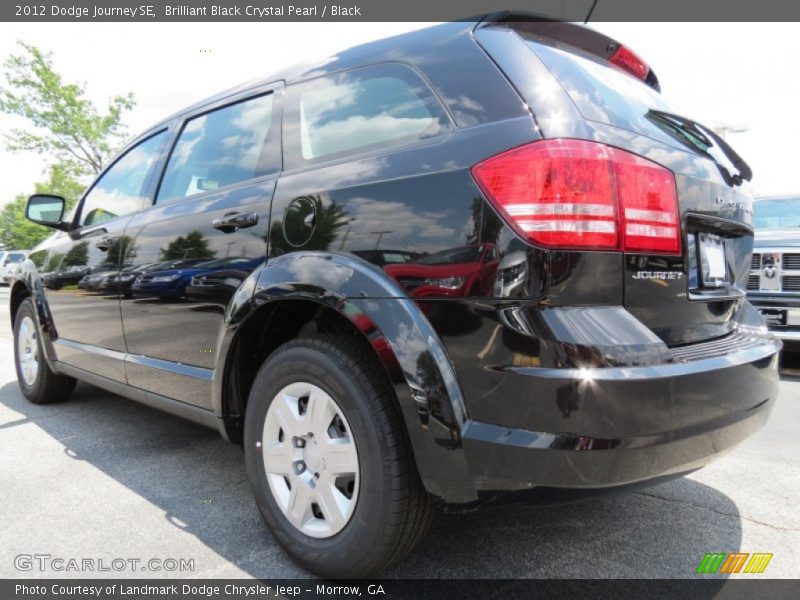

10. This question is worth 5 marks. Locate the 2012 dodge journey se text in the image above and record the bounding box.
[10,14,780,577]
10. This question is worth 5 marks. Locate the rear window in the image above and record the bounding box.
[524,37,676,141]
[284,64,451,167]
[524,36,745,179]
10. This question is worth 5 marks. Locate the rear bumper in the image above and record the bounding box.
[772,328,800,342]
[461,336,780,491]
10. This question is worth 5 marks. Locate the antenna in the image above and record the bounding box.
[585,0,599,23]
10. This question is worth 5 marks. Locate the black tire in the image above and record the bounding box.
[244,335,433,578]
[13,298,76,404]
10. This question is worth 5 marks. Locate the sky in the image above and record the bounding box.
[0,21,798,207]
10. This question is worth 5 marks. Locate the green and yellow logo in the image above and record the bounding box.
[696,552,773,574]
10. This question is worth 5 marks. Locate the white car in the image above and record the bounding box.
[0,250,28,284]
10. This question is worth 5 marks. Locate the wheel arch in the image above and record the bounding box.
[214,252,478,502]
[9,280,30,326]
[9,267,60,369]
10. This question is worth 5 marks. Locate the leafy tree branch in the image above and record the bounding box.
[0,41,135,178]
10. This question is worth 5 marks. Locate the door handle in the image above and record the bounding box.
[95,235,119,252]
[212,212,259,233]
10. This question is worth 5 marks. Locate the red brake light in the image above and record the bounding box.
[471,139,681,255]
[609,45,650,82]
[613,150,680,254]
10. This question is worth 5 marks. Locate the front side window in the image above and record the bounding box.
[79,131,167,227]
[285,64,451,166]
[157,93,276,203]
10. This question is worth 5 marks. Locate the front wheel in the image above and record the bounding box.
[244,335,433,578]
[13,298,76,404]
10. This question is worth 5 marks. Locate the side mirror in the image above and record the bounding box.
[26,194,68,230]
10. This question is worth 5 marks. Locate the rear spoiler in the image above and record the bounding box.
[476,12,661,92]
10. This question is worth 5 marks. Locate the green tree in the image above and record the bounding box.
[62,241,88,267]
[103,234,137,266]
[159,230,215,261]
[44,251,63,272]
[0,42,135,177]
[0,42,135,249]
[0,164,85,249]
[0,194,44,250]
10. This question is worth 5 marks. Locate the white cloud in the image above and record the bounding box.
[347,196,457,251]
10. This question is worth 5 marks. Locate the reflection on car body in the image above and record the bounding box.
[384,243,498,298]
[78,269,117,292]
[351,249,424,267]
[185,264,261,305]
[0,251,29,284]
[44,265,92,290]
[132,256,264,300]
[102,259,207,297]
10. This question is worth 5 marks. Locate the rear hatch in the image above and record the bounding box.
[481,20,754,346]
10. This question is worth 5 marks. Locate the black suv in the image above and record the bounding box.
[11,16,780,577]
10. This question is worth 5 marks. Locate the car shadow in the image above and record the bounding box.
[0,379,741,583]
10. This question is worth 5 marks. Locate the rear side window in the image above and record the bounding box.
[5,253,25,263]
[157,93,277,203]
[284,64,451,167]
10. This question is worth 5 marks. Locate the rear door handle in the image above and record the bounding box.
[212,212,259,233]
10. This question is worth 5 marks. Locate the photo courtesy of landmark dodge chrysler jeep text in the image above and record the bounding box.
[10,15,780,577]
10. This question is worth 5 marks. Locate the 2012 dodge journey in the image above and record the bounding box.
[11,15,780,577]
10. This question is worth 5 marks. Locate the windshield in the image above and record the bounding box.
[754,198,800,229]
[416,246,482,265]
[382,252,414,264]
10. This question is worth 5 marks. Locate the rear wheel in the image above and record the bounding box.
[244,335,433,577]
[13,298,76,404]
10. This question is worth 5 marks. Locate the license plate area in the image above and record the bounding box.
[698,233,730,288]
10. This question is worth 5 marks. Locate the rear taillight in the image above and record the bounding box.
[613,149,680,254]
[471,139,681,255]
[609,45,650,83]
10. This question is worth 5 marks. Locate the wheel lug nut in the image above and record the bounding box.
[295,461,306,474]
[295,437,305,448]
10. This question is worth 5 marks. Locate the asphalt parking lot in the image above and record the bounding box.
[0,285,798,579]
